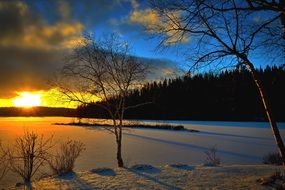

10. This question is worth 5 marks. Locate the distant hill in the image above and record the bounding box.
[0,107,77,117]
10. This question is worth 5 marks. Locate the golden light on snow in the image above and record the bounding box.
[13,92,42,107]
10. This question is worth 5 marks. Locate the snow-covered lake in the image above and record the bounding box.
[0,117,285,187]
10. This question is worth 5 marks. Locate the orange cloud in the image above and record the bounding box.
[0,22,84,50]
[130,9,160,26]
[0,1,84,50]
[0,1,85,98]
[129,9,189,45]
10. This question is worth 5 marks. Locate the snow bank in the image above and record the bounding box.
[10,164,282,190]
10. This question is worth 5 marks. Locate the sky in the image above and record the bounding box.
[0,0,186,108]
[0,0,283,108]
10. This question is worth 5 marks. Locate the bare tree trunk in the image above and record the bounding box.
[116,127,124,167]
[115,97,125,167]
[119,97,125,127]
[246,61,285,164]
[25,179,33,190]
[116,138,124,167]
[113,118,124,167]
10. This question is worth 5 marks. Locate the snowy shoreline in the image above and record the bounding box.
[2,117,285,189]
[7,164,282,190]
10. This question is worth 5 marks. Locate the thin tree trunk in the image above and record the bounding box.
[119,97,125,127]
[25,179,33,190]
[116,136,124,167]
[116,96,125,167]
[246,61,285,164]
[113,117,124,167]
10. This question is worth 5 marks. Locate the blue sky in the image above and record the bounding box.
[25,0,188,63]
[0,0,187,98]
[0,0,283,99]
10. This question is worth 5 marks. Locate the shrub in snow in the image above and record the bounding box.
[204,146,221,166]
[49,140,85,175]
[0,142,8,181]
[263,152,283,165]
[0,131,54,188]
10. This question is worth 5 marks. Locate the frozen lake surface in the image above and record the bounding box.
[0,117,285,187]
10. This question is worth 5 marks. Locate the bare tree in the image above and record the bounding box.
[1,131,54,189]
[49,139,85,175]
[54,34,149,167]
[195,0,285,39]
[146,0,285,164]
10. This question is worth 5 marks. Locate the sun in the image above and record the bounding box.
[13,92,42,107]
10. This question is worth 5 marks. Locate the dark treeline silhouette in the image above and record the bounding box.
[78,65,285,121]
[0,107,76,117]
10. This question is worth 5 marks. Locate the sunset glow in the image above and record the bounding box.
[0,89,95,108]
[13,92,41,107]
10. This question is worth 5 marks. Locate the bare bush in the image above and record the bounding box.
[49,140,85,175]
[0,141,8,181]
[263,152,283,165]
[2,131,54,188]
[204,146,221,166]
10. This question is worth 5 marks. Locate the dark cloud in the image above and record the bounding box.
[0,0,83,98]
[138,57,185,80]
[0,0,183,99]
[0,44,181,98]
[0,1,36,40]
[0,46,65,98]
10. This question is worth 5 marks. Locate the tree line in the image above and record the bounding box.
[0,107,76,117]
[77,65,285,122]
